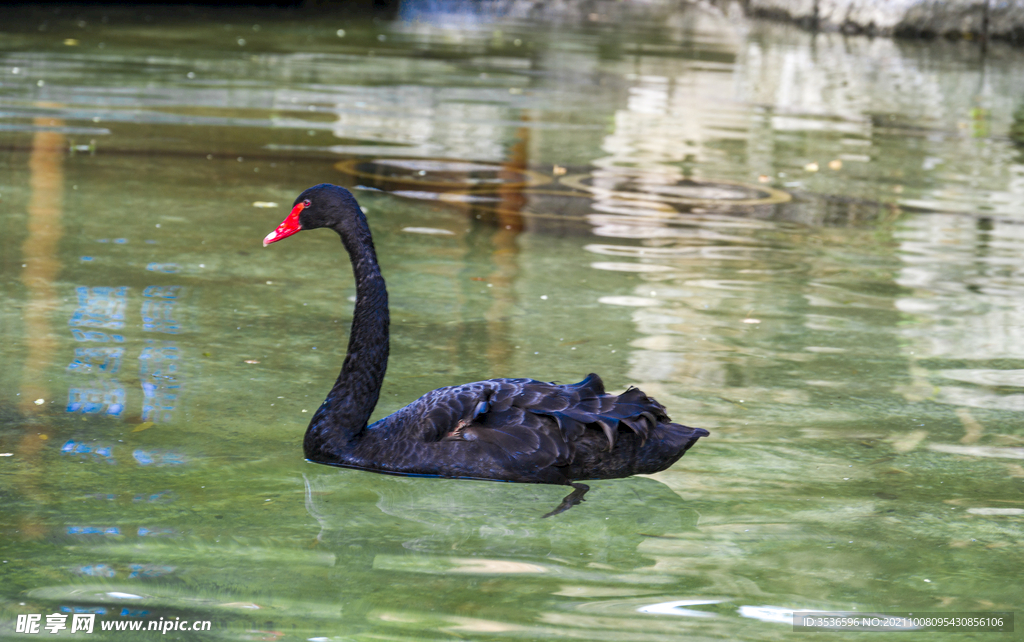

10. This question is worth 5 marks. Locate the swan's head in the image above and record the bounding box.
[263,184,364,247]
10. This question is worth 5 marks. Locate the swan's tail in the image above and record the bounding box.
[638,421,709,474]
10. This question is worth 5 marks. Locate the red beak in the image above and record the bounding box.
[263,202,305,246]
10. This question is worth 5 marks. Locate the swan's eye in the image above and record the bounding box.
[302,199,312,208]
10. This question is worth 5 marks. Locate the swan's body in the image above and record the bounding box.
[264,184,708,505]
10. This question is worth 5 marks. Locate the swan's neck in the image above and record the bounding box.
[305,219,389,454]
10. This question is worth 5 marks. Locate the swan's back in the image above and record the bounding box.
[306,373,708,484]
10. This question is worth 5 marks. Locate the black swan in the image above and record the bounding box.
[263,184,708,515]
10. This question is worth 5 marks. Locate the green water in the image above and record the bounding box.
[1,4,1021,640]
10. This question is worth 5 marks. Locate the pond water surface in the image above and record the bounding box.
[1,4,1022,641]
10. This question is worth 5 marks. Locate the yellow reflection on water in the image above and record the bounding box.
[19,112,66,416]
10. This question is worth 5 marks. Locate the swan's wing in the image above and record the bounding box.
[440,373,671,468]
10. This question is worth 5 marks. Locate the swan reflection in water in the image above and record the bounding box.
[303,469,700,560]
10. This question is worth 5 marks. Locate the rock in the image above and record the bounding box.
[400,0,1024,42]
[712,0,1024,41]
